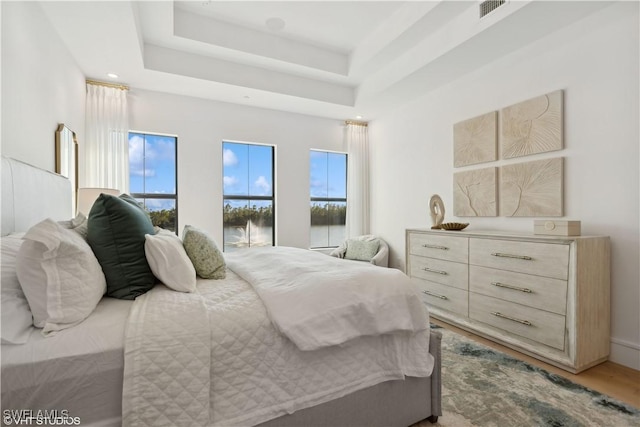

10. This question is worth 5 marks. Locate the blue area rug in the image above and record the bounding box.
[424,324,640,427]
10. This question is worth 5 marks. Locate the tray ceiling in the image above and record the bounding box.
[39,1,613,120]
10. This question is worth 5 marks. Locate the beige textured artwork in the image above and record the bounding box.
[501,90,563,159]
[453,167,497,217]
[500,157,563,217]
[453,111,497,167]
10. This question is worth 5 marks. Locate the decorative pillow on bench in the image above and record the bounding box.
[345,238,380,262]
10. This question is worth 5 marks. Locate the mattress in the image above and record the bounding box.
[1,297,132,426]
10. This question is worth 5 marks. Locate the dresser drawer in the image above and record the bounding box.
[469,238,570,280]
[409,233,468,263]
[410,255,468,290]
[413,278,468,316]
[469,265,568,315]
[469,293,566,350]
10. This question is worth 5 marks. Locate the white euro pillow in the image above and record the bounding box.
[1,233,34,344]
[16,218,106,336]
[144,231,197,293]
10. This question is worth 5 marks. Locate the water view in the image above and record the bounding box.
[223,223,346,251]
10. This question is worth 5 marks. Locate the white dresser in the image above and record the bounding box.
[406,228,610,373]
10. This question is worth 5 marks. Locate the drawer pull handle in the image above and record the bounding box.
[492,312,532,326]
[422,244,449,250]
[491,252,533,261]
[492,282,533,293]
[422,267,448,275]
[422,290,448,300]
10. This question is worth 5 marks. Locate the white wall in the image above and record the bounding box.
[1,1,85,170]
[3,0,637,371]
[129,89,344,248]
[369,3,639,369]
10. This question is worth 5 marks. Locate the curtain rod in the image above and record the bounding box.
[344,120,368,127]
[86,79,129,91]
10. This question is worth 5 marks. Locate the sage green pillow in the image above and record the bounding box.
[87,194,156,299]
[182,225,226,279]
[345,238,380,262]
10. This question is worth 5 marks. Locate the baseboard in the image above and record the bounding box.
[610,337,640,371]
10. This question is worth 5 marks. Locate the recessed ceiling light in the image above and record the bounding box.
[265,17,285,32]
[356,115,363,119]
[107,73,119,79]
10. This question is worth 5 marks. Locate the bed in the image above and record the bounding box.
[1,155,442,427]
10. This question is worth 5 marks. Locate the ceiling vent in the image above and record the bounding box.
[479,0,506,18]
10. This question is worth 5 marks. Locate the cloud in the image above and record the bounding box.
[129,134,176,177]
[254,176,271,194]
[223,149,238,167]
[310,179,326,198]
[150,139,175,160]
[224,175,238,188]
[128,135,146,176]
[128,134,177,177]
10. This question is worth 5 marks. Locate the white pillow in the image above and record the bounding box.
[1,233,34,344]
[144,232,197,293]
[16,218,106,336]
[58,212,88,239]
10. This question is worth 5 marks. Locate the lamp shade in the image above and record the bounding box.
[77,187,120,215]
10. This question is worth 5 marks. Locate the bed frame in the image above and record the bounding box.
[0,155,442,426]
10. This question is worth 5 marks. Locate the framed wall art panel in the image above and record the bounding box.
[501,90,563,159]
[500,157,563,217]
[453,167,497,217]
[453,111,497,167]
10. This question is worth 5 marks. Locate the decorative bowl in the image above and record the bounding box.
[440,222,469,231]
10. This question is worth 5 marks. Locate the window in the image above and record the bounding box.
[310,150,347,248]
[128,132,178,232]
[222,141,275,252]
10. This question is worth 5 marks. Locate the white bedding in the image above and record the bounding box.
[225,246,430,351]
[123,269,434,427]
[1,297,132,426]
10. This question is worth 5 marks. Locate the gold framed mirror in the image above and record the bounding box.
[55,123,78,212]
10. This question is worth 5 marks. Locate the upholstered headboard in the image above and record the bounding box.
[1,156,72,235]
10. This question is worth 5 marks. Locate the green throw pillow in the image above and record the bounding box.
[87,193,156,299]
[182,225,226,279]
[345,238,380,262]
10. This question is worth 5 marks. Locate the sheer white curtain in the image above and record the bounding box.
[84,83,129,193]
[345,122,370,238]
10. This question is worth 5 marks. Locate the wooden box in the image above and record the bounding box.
[534,220,581,236]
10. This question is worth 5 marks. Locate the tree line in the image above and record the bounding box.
[310,203,346,226]
[224,204,273,227]
[149,209,176,231]
[147,203,347,230]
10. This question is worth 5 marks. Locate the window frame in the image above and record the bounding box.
[309,149,348,249]
[128,131,179,232]
[222,140,276,251]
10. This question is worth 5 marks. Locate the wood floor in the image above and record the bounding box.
[432,318,640,409]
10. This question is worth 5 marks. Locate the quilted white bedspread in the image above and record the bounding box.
[226,246,429,351]
[123,270,434,427]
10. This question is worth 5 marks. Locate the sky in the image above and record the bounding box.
[129,132,176,210]
[310,150,347,199]
[223,141,273,198]
[128,135,347,211]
